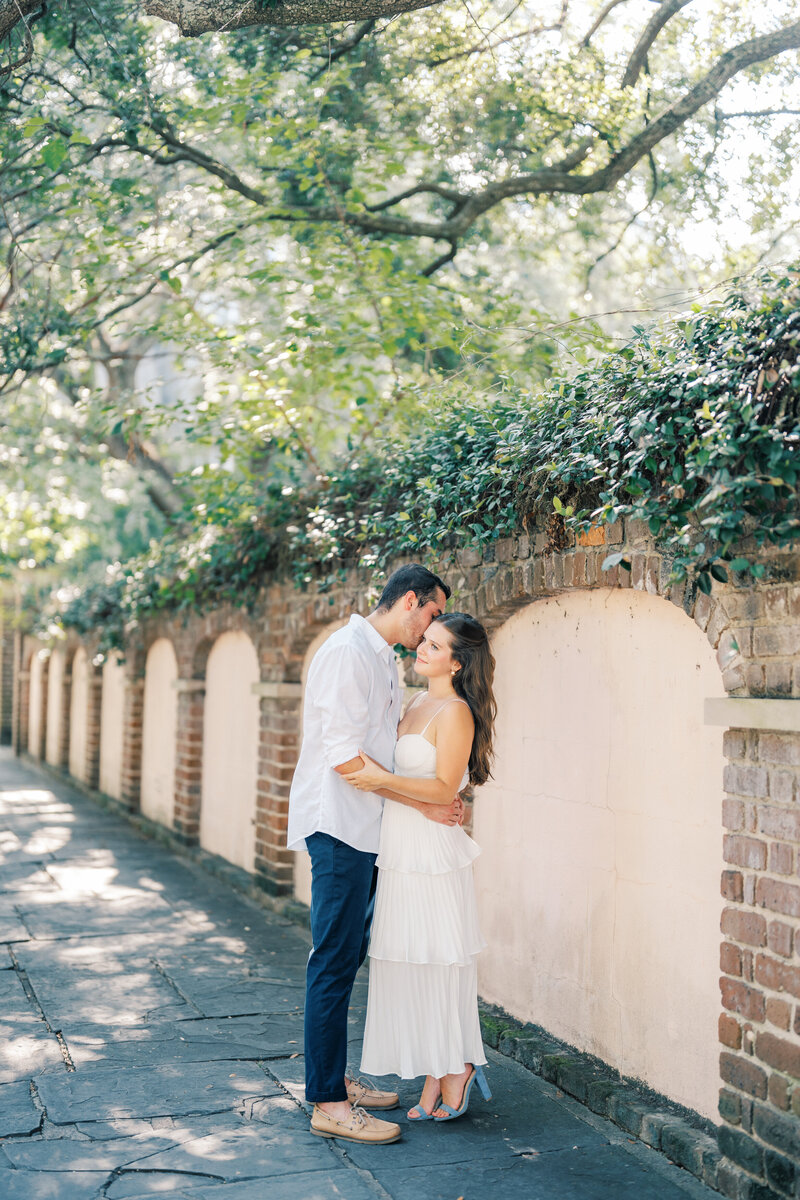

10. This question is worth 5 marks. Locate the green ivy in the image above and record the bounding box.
[50,271,800,650]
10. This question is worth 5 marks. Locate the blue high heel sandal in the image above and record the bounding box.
[433,1065,491,1122]
[408,1103,436,1121]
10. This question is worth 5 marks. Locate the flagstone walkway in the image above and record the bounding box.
[0,750,718,1199]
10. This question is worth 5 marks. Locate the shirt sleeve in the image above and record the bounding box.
[309,643,375,770]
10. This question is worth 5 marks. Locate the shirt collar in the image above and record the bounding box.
[349,613,394,661]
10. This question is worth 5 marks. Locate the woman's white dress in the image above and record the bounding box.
[360,725,487,1080]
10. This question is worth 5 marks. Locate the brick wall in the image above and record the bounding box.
[719,728,800,1198]
[13,522,800,1193]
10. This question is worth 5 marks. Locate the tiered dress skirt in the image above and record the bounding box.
[360,734,487,1080]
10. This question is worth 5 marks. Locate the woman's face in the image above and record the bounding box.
[414,621,457,679]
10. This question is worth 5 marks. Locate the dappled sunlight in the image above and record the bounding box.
[23,826,73,855]
[0,823,74,861]
[0,787,71,816]
[44,865,165,902]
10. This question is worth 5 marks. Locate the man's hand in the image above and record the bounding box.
[419,793,464,826]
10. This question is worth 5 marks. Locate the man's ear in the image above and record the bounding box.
[403,590,417,611]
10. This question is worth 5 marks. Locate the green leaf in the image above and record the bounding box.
[41,138,69,170]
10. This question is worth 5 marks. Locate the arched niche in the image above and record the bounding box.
[27,649,46,758]
[45,646,66,766]
[473,588,725,1120]
[68,647,89,781]
[99,652,126,800]
[200,631,260,872]
[141,638,178,827]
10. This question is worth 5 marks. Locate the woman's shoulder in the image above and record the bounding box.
[438,697,474,729]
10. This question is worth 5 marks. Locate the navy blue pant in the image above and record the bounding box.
[304,832,378,1104]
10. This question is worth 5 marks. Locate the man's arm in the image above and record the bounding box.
[334,758,462,825]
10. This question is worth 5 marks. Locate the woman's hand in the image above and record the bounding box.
[342,751,391,792]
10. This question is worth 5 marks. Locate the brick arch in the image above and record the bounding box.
[187,606,263,680]
[449,538,739,695]
[281,579,373,683]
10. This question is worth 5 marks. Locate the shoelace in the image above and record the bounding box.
[348,1073,378,1095]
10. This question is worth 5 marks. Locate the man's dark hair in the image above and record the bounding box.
[375,564,450,612]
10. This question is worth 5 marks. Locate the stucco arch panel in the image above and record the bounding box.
[45,647,66,766]
[100,652,126,800]
[473,589,725,1121]
[68,648,89,781]
[141,639,178,828]
[28,651,45,758]
[200,631,260,872]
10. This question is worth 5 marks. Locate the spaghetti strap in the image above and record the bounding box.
[420,697,469,736]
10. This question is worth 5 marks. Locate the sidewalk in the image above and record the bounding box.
[0,750,718,1200]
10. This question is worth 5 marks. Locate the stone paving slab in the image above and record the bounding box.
[63,1014,306,1070]
[0,900,33,943]
[0,1168,110,1199]
[36,1062,281,1124]
[0,752,718,1200]
[109,1169,378,1200]
[0,864,60,896]
[377,1143,708,1200]
[0,1078,43,1137]
[0,969,65,1082]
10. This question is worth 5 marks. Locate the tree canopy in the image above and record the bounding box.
[2,0,800,586]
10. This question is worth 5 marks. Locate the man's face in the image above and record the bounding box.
[399,587,448,650]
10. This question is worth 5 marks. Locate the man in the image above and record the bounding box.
[288,563,463,1145]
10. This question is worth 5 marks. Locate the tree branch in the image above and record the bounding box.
[581,0,632,49]
[310,18,376,78]
[421,239,457,276]
[113,16,800,248]
[143,0,446,36]
[0,0,39,42]
[716,108,800,120]
[621,0,694,89]
[0,0,46,78]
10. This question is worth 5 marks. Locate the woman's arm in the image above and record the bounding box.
[343,703,474,806]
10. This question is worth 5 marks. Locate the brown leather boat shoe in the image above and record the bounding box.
[346,1075,400,1110]
[310,1105,402,1144]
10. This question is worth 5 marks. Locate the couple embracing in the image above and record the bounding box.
[287,564,496,1145]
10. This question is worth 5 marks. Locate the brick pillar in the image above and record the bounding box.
[120,676,144,812]
[0,611,14,746]
[253,682,302,896]
[33,659,49,760]
[84,669,103,790]
[173,679,205,844]
[15,667,30,756]
[716,719,800,1198]
[55,669,72,769]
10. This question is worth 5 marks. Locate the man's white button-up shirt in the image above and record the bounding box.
[287,614,401,854]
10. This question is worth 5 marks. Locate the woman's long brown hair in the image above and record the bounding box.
[435,612,496,786]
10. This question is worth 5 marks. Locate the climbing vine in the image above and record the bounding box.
[51,271,800,651]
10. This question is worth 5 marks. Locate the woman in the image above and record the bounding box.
[343,612,496,1122]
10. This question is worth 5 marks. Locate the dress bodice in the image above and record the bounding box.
[394,733,469,791]
[376,733,478,876]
